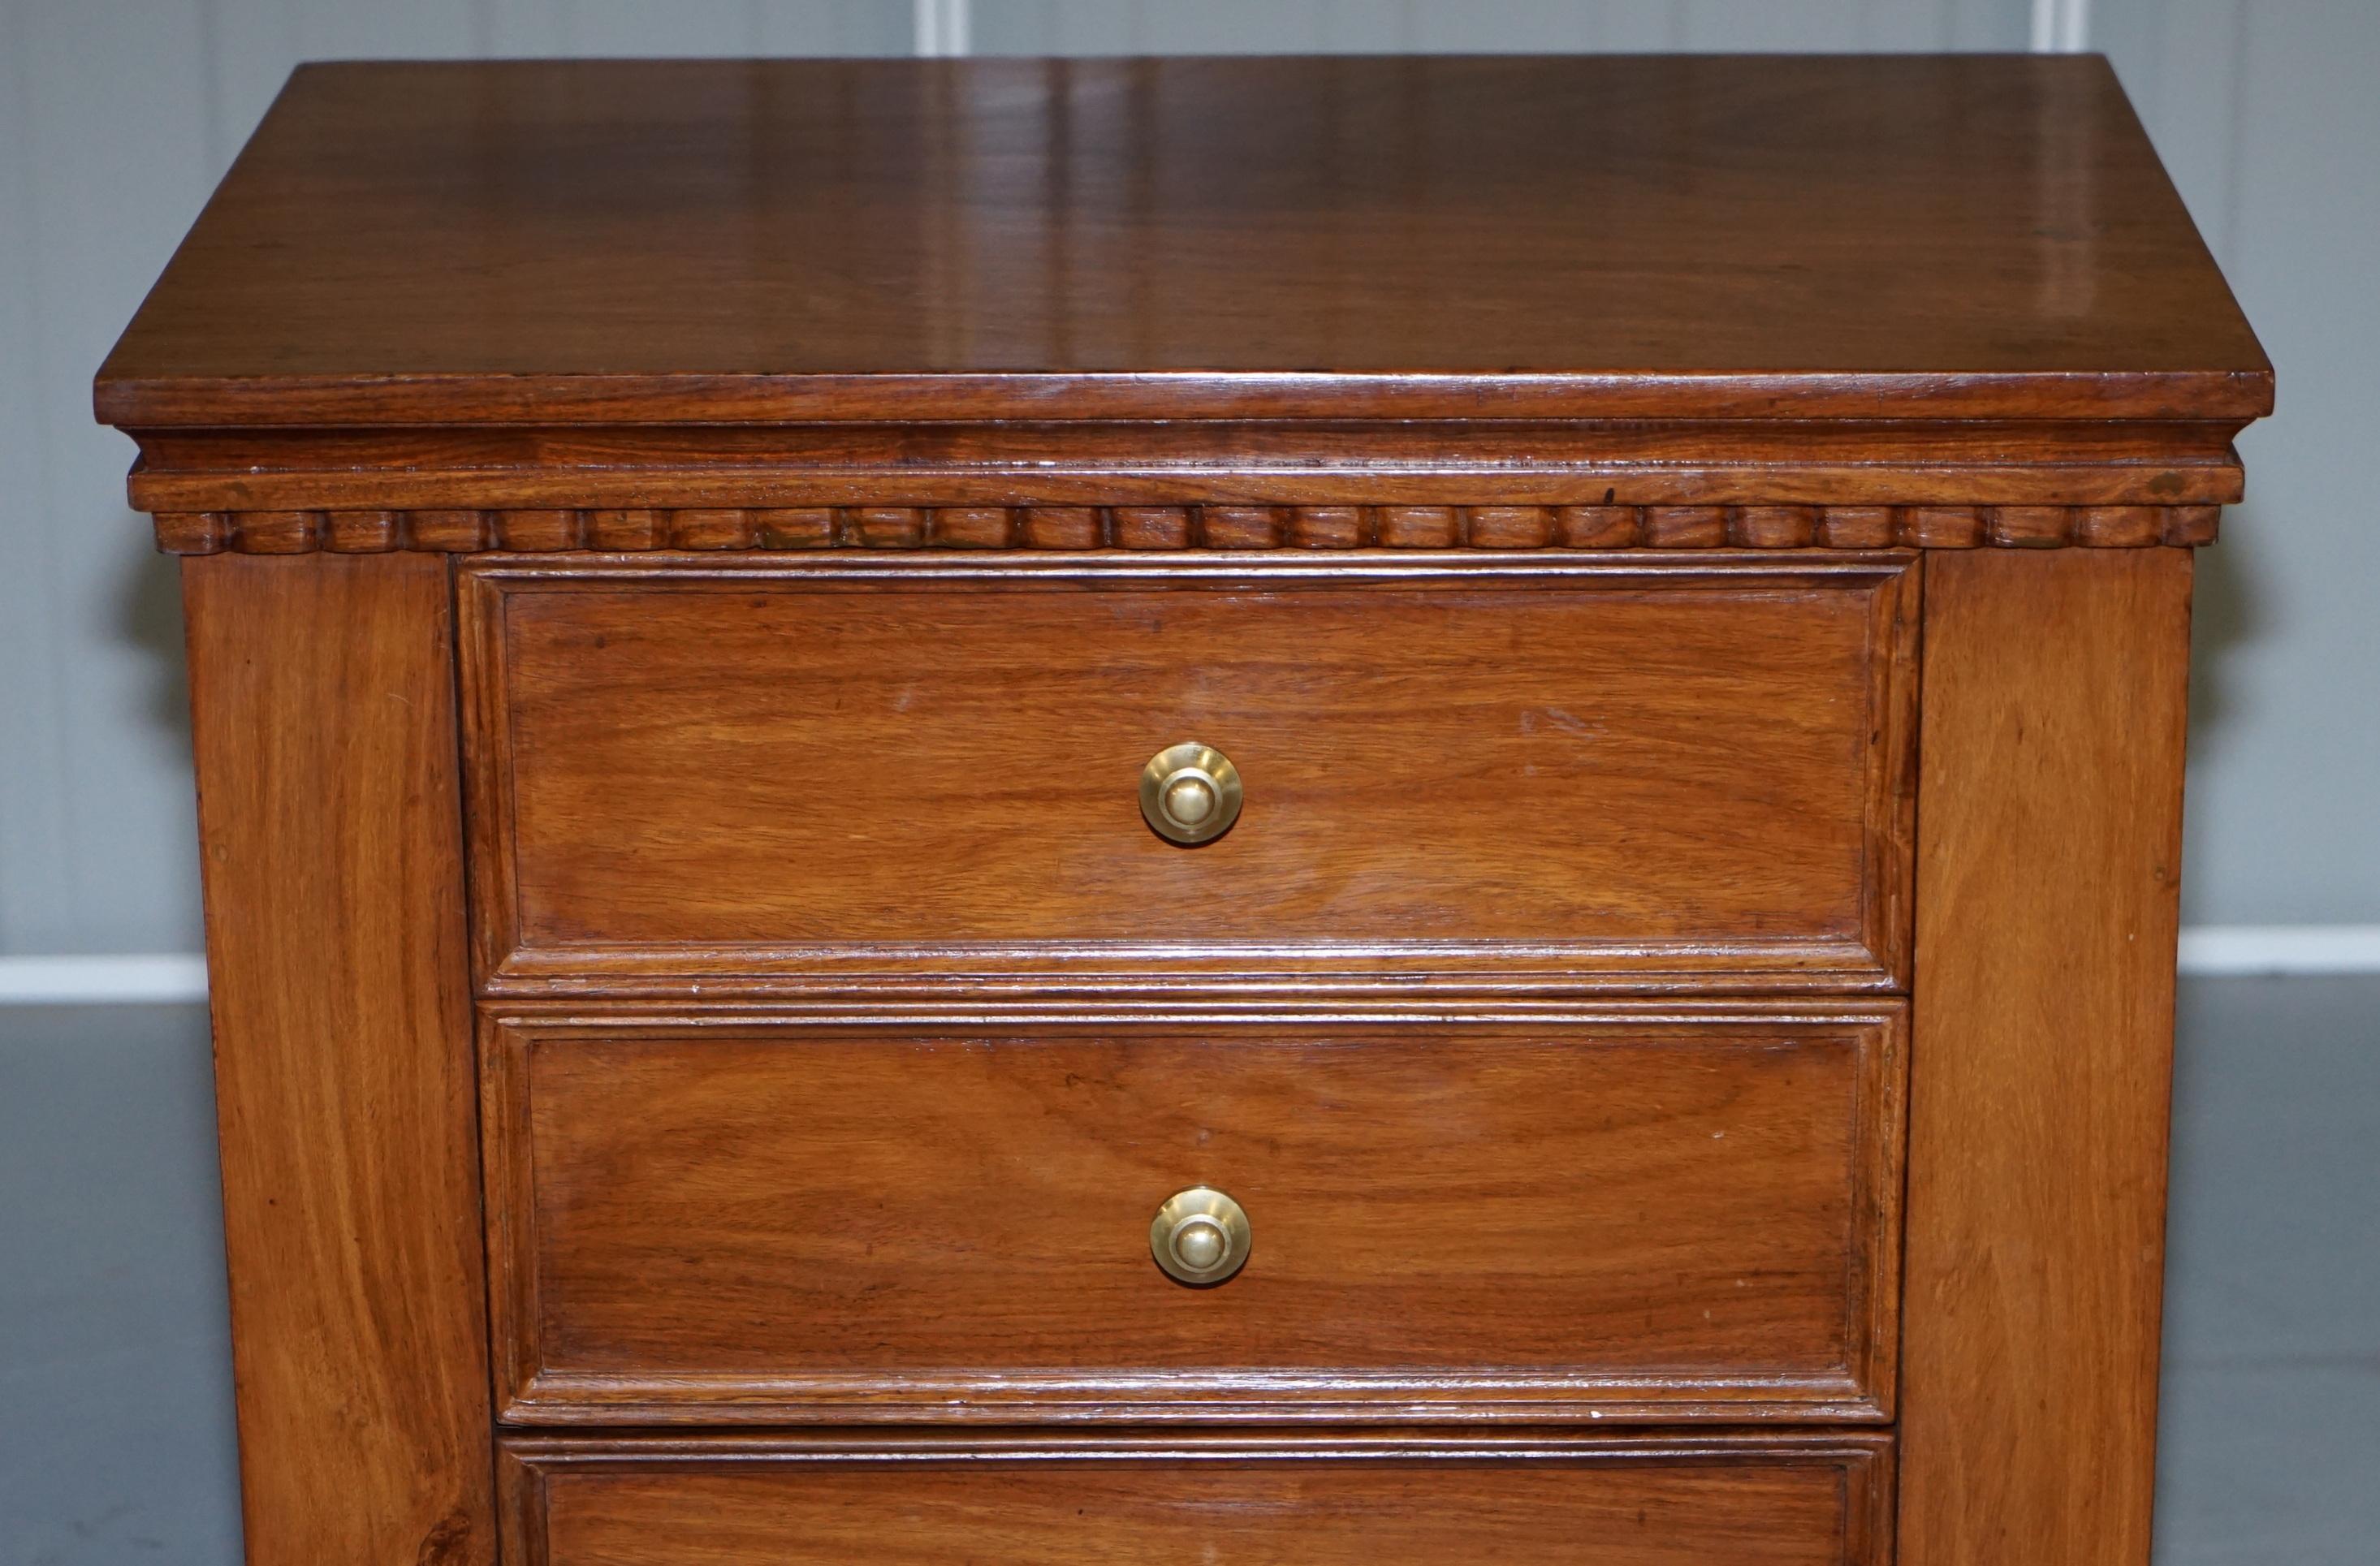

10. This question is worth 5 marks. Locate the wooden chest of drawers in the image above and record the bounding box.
[100,54,2268,1565]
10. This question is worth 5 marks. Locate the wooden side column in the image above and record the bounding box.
[1898,548,2194,1564]
[184,553,493,1565]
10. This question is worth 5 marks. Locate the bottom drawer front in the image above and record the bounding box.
[503,1434,1894,1565]
[486,1012,1904,1421]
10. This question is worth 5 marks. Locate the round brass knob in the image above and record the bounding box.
[1139,743,1242,845]
[1150,1186,1252,1286]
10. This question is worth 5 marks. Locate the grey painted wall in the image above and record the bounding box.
[2097,0,2380,925]
[0,0,915,960]
[0,0,2371,957]
[972,0,2024,52]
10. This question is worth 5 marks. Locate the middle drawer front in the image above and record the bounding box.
[484,1007,1903,1425]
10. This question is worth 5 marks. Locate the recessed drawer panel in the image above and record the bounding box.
[500,1432,1895,1565]
[460,556,1915,990]
[483,1007,1903,1424]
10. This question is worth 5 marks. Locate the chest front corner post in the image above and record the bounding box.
[1898,546,2194,1566]
[181,550,495,1566]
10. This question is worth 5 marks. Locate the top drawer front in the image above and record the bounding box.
[463,555,1913,990]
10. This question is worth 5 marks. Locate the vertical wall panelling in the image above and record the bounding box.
[0,0,71,956]
[206,1,479,159]
[914,0,972,56]
[481,0,909,58]
[0,0,215,957]
[2031,0,2091,52]
[1673,0,2000,53]
[1404,1,1629,52]
[972,1,2033,58]
[0,0,914,970]
[2092,0,2243,256]
[2099,0,2380,925]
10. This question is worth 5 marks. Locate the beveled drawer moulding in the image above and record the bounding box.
[100,53,2269,1566]
[497,1432,1899,1566]
[461,554,1916,995]
[482,1007,1907,1426]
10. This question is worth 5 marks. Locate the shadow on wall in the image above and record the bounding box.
[2187,494,2267,744]
[115,519,191,752]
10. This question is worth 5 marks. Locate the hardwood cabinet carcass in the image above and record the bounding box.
[98,54,2269,1565]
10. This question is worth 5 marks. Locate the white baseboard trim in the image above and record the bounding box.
[0,954,211,1005]
[4,930,2378,1003]
[2175,925,2380,977]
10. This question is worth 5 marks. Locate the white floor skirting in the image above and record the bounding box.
[2175,925,2380,977]
[0,954,212,1005]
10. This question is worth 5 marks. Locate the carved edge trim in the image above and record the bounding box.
[153,503,2221,555]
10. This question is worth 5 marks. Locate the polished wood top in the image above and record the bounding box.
[97,54,2268,427]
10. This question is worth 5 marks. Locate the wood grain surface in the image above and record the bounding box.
[498,1431,1895,1566]
[463,555,1916,993]
[482,1007,1904,1425]
[181,553,493,1565]
[96,55,2266,427]
[1898,548,2195,1566]
[117,52,2259,1566]
[147,500,2234,553]
[117,416,2251,521]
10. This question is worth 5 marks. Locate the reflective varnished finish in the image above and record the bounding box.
[480,1010,1904,1426]
[98,56,2266,428]
[497,1432,1897,1566]
[101,54,2266,1566]
[458,556,1917,994]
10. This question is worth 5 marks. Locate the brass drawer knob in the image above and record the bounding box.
[1150,1186,1252,1285]
[1139,742,1242,845]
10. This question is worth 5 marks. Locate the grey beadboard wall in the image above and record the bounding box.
[1,0,2374,966]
